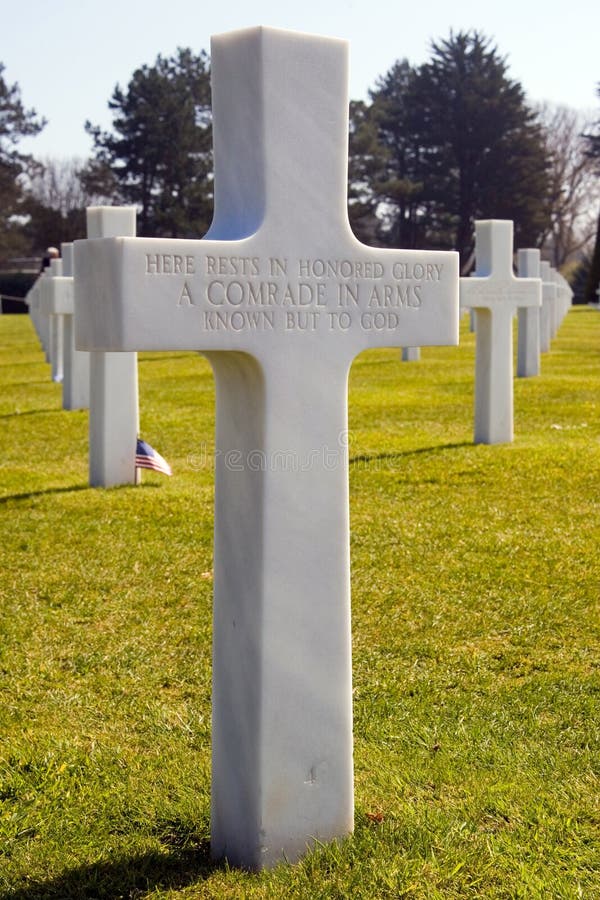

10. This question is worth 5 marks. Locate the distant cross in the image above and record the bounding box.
[31,271,50,362]
[25,278,45,355]
[45,243,90,410]
[84,207,140,487]
[554,269,573,323]
[516,248,542,378]
[460,220,541,444]
[548,267,561,338]
[40,259,65,383]
[549,267,572,336]
[539,261,557,353]
[401,346,420,361]
[75,27,459,869]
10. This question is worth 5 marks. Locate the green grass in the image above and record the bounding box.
[0,310,598,898]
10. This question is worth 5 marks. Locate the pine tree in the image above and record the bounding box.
[83,48,213,238]
[349,62,426,249]
[418,31,551,263]
[0,63,45,261]
[350,32,551,267]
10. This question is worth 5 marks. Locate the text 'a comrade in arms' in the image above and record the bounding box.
[144,252,447,313]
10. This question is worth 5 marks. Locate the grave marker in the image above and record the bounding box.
[44,258,65,383]
[25,278,43,349]
[401,347,420,361]
[84,207,140,487]
[75,26,459,869]
[551,267,572,330]
[460,220,541,444]
[28,274,50,361]
[560,271,573,317]
[539,261,557,353]
[549,266,561,338]
[516,248,541,377]
[46,243,90,410]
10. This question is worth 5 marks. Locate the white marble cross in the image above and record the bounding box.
[29,273,50,362]
[550,267,572,334]
[516,248,541,377]
[401,346,421,361]
[25,278,44,352]
[45,243,90,410]
[556,270,573,321]
[539,261,557,353]
[75,26,459,869]
[47,259,65,383]
[84,207,140,487]
[460,220,541,444]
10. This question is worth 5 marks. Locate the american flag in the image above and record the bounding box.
[135,439,172,476]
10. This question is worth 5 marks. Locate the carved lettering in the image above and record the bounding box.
[368,284,422,308]
[143,253,442,335]
[269,257,288,276]
[360,311,402,330]
[392,262,443,280]
[146,253,195,275]
[178,282,194,307]
[327,312,352,330]
[203,309,275,330]
[206,255,260,276]
[285,311,321,330]
[337,283,359,306]
[299,259,384,279]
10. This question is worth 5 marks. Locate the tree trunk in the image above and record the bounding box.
[583,206,600,304]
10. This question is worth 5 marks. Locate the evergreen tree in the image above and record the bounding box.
[414,31,550,263]
[83,48,212,238]
[0,63,45,261]
[349,63,426,248]
[350,32,551,268]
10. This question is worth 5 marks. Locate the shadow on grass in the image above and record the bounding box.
[0,359,51,371]
[139,353,197,364]
[0,841,223,900]
[0,483,160,505]
[350,441,472,468]
[0,485,90,504]
[0,408,63,419]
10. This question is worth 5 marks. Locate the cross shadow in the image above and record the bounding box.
[0,360,49,369]
[0,485,91,504]
[0,408,64,419]
[350,441,472,467]
[0,482,160,505]
[0,840,224,900]
[139,353,196,364]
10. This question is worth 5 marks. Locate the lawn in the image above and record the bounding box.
[0,309,598,898]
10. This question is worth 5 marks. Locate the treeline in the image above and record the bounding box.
[1,33,599,296]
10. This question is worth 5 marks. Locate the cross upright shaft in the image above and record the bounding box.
[207,27,351,243]
[208,29,357,870]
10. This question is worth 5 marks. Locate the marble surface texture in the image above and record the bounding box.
[75,26,460,868]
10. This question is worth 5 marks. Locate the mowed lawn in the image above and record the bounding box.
[0,309,598,899]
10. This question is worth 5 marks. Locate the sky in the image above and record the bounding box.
[3,0,599,161]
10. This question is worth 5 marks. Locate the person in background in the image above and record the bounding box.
[40,246,59,272]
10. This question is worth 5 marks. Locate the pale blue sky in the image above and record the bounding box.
[4,0,599,160]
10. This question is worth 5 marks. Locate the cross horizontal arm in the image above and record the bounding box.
[460,277,541,310]
[74,236,458,358]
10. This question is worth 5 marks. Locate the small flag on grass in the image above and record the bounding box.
[136,438,172,476]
